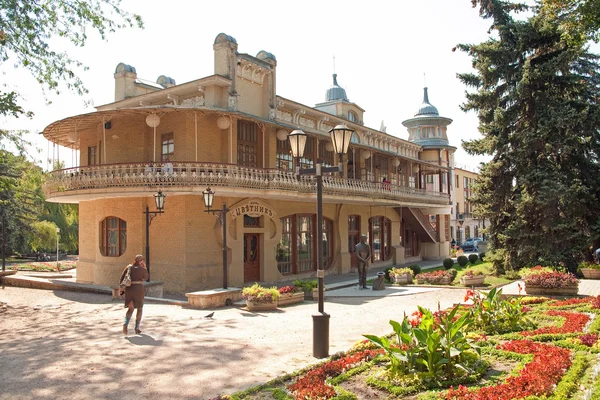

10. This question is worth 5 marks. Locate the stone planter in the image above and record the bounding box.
[246,300,278,311]
[392,273,413,285]
[525,284,579,296]
[581,268,600,279]
[304,288,326,300]
[417,276,452,285]
[277,292,304,306]
[460,275,485,287]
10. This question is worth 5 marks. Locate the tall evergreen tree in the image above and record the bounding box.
[458,0,600,274]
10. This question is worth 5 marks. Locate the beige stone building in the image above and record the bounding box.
[451,167,487,245]
[42,33,457,293]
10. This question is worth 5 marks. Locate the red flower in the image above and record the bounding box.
[464,289,475,302]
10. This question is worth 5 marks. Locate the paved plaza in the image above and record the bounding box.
[0,274,466,400]
[2,265,599,400]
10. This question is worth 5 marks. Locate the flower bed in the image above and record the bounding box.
[444,341,572,399]
[218,291,600,400]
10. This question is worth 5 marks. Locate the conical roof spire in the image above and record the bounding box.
[415,87,439,116]
[326,73,349,102]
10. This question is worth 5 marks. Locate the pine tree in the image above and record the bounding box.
[457,0,600,274]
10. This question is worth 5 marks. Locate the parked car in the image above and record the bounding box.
[460,237,483,252]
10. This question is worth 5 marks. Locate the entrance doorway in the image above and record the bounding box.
[244,233,260,282]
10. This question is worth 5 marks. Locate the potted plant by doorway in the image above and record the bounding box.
[579,261,600,279]
[242,283,280,311]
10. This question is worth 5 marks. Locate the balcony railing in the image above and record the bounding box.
[44,162,450,205]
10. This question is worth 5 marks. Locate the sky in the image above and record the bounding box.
[3,0,500,171]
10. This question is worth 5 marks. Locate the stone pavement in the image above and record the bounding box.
[1,260,600,399]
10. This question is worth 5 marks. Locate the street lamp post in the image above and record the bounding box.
[1,208,6,272]
[144,191,166,281]
[202,187,230,289]
[288,124,354,358]
[56,227,60,273]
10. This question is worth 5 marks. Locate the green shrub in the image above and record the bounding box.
[409,264,421,275]
[383,266,394,281]
[443,258,455,269]
[468,254,479,264]
[479,252,486,261]
[293,279,318,291]
[457,255,469,267]
[448,268,458,279]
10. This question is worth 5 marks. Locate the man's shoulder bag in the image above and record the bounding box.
[120,265,132,287]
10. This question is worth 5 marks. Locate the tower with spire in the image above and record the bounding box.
[315,73,364,125]
[402,87,453,147]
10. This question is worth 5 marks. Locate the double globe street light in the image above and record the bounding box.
[287,124,354,358]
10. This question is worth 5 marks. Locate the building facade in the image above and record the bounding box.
[42,33,456,293]
[450,167,487,245]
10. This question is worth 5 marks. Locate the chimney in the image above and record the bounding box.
[114,63,137,101]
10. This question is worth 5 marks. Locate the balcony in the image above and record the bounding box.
[43,162,450,206]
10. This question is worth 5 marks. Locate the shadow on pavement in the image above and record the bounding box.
[125,333,163,346]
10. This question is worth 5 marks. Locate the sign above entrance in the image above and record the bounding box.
[229,199,276,220]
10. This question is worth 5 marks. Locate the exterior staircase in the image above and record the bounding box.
[396,207,437,243]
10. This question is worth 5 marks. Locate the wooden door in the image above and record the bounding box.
[244,233,260,282]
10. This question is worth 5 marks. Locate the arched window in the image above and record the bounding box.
[348,111,357,122]
[100,217,127,257]
[276,214,334,274]
[369,216,391,262]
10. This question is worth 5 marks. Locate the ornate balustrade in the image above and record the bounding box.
[44,162,450,205]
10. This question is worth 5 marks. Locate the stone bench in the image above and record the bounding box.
[185,288,243,309]
[111,281,164,300]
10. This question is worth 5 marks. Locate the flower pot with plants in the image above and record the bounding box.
[523,271,579,296]
[460,269,485,286]
[415,269,455,285]
[388,267,413,284]
[277,285,304,306]
[579,262,600,279]
[293,279,325,300]
[242,283,280,311]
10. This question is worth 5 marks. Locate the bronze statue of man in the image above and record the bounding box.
[354,234,371,289]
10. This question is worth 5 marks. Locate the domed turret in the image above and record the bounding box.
[402,86,453,148]
[326,74,349,102]
[415,87,439,116]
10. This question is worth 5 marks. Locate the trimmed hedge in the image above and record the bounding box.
[409,264,421,275]
[443,258,455,269]
[457,255,469,267]
[469,254,479,264]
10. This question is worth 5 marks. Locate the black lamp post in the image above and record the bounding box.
[144,191,166,281]
[203,187,230,289]
[288,124,354,358]
[1,208,6,272]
